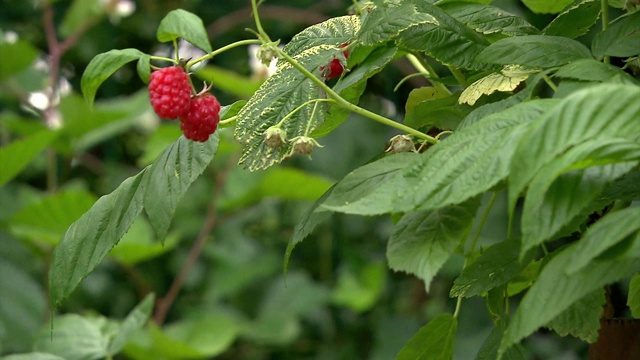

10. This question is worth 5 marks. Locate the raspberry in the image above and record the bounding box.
[321,43,350,80]
[148,66,192,119]
[179,94,221,142]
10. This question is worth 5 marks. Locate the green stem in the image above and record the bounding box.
[542,73,558,92]
[454,192,499,319]
[187,39,263,69]
[448,65,467,87]
[406,54,451,94]
[278,98,336,129]
[173,38,179,61]
[219,115,237,126]
[601,0,610,64]
[149,55,178,64]
[251,0,271,42]
[276,48,437,143]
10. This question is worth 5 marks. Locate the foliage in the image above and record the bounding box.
[1,0,639,359]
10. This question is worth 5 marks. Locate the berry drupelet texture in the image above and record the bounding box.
[148,66,192,119]
[179,94,221,142]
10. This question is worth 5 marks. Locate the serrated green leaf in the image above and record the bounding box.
[397,313,457,360]
[8,189,97,245]
[143,133,219,241]
[459,65,535,106]
[387,197,480,292]
[543,0,601,39]
[393,99,555,214]
[476,319,526,360]
[592,11,640,60]
[109,293,155,354]
[629,274,640,318]
[0,130,57,187]
[34,314,108,360]
[521,0,574,13]
[553,58,639,84]
[508,84,640,218]
[136,54,150,84]
[283,15,360,57]
[109,217,179,265]
[81,48,144,106]
[520,139,640,256]
[234,45,336,170]
[474,35,592,69]
[405,91,469,130]
[156,9,212,53]
[358,1,436,46]
[439,2,540,37]
[396,2,489,69]
[567,207,640,274]
[546,288,605,343]
[498,245,639,356]
[450,239,536,298]
[0,40,40,81]
[320,153,419,215]
[50,136,218,307]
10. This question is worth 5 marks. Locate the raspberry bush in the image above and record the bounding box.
[1,0,639,359]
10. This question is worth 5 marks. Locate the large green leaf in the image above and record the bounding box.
[283,15,360,57]
[162,313,243,357]
[508,84,640,216]
[450,238,536,298]
[357,1,435,46]
[397,313,457,360]
[592,11,640,60]
[629,274,640,318]
[543,0,601,39]
[499,245,639,356]
[474,35,592,69]
[387,197,480,292]
[521,0,574,13]
[566,207,640,274]
[520,139,640,255]
[396,2,489,69]
[320,153,418,215]
[234,46,339,170]
[156,9,212,53]
[546,288,605,343]
[34,315,108,360]
[143,133,219,240]
[0,130,57,187]
[0,354,64,360]
[405,89,469,130]
[81,48,145,106]
[553,58,639,84]
[439,2,539,37]
[50,135,218,307]
[476,320,526,360]
[459,66,536,106]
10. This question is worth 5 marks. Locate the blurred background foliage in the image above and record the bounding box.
[0,0,591,359]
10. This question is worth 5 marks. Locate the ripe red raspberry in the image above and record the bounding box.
[148,66,192,119]
[179,94,221,142]
[321,43,350,80]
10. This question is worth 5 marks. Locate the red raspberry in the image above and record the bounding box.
[148,66,192,119]
[321,43,350,80]
[179,94,221,142]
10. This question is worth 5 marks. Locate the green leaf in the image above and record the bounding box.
[388,197,481,292]
[553,58,639,84]
[592,11,640,60]
[143,133,219,240]
[397,313,457,360]
[459,66,536,106]
[81,48,144,106]
[394,99,554,214]
[331,261,387,312]
[405,88,470,130]
[566,207,640,274]
[450,238,536,298]
[358,1,434,46]
[34,314,108,360]
[0,40,40,81]
[629,274,640,318]
[476,320,525,360]
[50,135,218,307]
[396,2,489,69]
[156,9,212,53]
[283,15,360,57]
[520,139,640,255]
[195,65,262,98]
[0,130,58,187]
[543,0,601,39]
[109,218,179,265]
[498,245,639,356]
[0,354,65,360]
[508,84,640,217]
[546,288,605,343]
[474,35,592,69]
[60,0,104,37]
[109,294,155,354]
[136,54,150,84]
[234,46,335,170]
[439,2,540,37]
[521,0,574,13]
[8,189,97,245]
[320,153,419,215]
[162,313,242,357]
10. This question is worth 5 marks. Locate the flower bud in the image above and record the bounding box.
[290,136,323,157]
[263,127,287,149]
[385,135,415,153]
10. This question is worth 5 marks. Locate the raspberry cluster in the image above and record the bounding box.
[148,66,220,142]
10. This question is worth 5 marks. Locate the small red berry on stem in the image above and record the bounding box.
[179,93,221,142]
[148,66,192,119]
[321,43,350,80]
